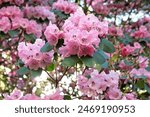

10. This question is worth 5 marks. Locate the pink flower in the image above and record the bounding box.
[21,94,41,100]
[104,70,120,88]
[0,6,23,18]
[14,0,24,5]
[122,93,137,100]
[4,89,23,100]
[105,87,122,100]
[130,68,150,78]
[0,0,24,5]
[0,17,11,33]
[60,9,107,58]
[44,89,63,100]
[18,39,54,70]
[78,44,95,57]
[12,17,42,37]
[121,42,142,57]
[23,6,55,22]
[26,59,40,70]
[109,25,123,37]
[131,26,150,39]
[93,3,109,15]
[78,69,120,99]
[88,76,107,93]
[137,56,149,68]
[53,0,78,14]
[44,22,63,45]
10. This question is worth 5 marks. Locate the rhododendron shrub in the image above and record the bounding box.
[0,0,150,100]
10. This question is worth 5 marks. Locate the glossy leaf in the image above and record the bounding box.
[93,50,106,65]
[81,56,95,67]
[62,56,81,67]
[40,42,53,52]
[17,66,30,76]
[31,69,42,78]
[99,39,115,53]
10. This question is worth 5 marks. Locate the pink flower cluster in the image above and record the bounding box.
[0,0,24,5]
[131,26,150,39]
[12,17,42,37]
[130,68,150,78]
[44,22,63,45]
[23,6,56,22]
[108,25,123,37]
[78,69,121,99]
[53,0,77,14]
[137,56,149,68]
[4,89,63,100]
[122,93,137,100]
[86,0,109,15]
[92,3,109,15]
[28,0,49,5]
[121,42,142,57]
[130,68,150,86]
[0,6,23,19]
[59,9,108,57]
[0,17,11,33]
[18,39,54,70]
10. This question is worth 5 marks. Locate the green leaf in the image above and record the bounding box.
[145,84,150,94]
[124,59,133,66]
[49,0,55,5]
[62,56,81,67]
[117,34,132,45]
[8,30,20,38]
[140,38,150,43]
[135,79,145,89]
[93,50,106,65]
[51,9,68,19]
[81,56,95,67]
[99,39,115,53]
[146,67,150,71]
[40,42,53,52]
[15,59,24,67]
[64,95,71,100]
[134,75,147,79]
[101,61,108,68]
[17,67,30,76]
[46,63,55,71]
[24,33,36,41]
[31,69,42,78]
